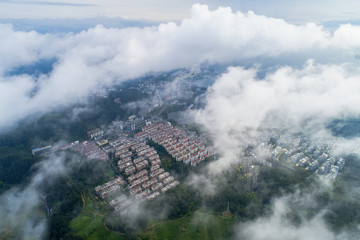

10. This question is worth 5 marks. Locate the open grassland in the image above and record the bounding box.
[139,210,235,240]
[70,194,127,240]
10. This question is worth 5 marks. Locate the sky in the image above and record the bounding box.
[2,0,360,23]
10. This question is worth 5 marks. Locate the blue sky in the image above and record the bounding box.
[1,0,360,24]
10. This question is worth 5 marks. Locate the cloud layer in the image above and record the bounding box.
[2,4,360,131]
[194,61,360,173]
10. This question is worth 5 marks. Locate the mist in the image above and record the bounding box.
[193,62,360,173]
[0,153,76,240]
[188,60,360,239]
[234,174,360,240]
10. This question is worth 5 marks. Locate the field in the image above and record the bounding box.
[70,194,127,240]
[138,210,235,240]
[69,190,235,240]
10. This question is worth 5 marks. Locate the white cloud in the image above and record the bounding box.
[1,4,360,132]
[235,189,336,240]
[0,153,72,240]
[234,176,360,240]
[0,24,63,73]
[194,62,360,173]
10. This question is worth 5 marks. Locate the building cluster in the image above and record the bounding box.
[135,67,217,112]
[136,122,215,166]
[87,128,104,140]
[114,138,179,197]
[95,176,132,215]
[95,176,135,215]
[57,140,109,161]
[95,177,125,199]
[109,195,132,215]
[247,165,260,190]
[125,115,146,132]
[35,117,214,216]
[258,136,345,180]
[31,145,52,156]
[94,134,180,215]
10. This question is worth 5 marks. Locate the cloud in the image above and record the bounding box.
[235,188,336,240]
[0,153,74,240]
[0,23,63,73]
[194,62,360,173]
[2,4,360,131]
[234,176,360,240]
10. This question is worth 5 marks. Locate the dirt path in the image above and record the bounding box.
[65,180,86,212]
[80,193,85,212]
[103,222,127,236]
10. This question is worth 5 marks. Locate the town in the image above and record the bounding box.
[32,118,347,217]
[245,134,346,180]
[32,117,215,215]
[94,120,215,215]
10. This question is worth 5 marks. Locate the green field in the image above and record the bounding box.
[69,193,235,240]
[70,195,127,240]
[138,210,235,240]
